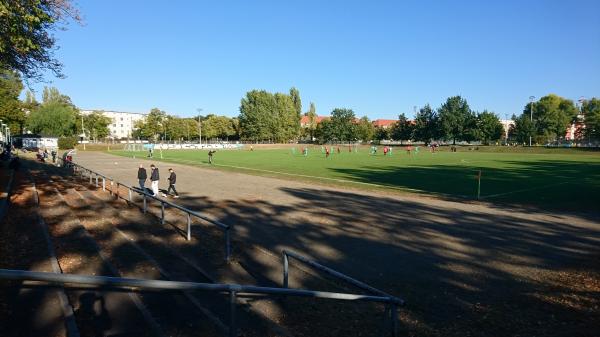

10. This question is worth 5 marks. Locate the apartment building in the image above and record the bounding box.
[80,109,147,139]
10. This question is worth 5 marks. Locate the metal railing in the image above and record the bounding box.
[282,250,403,334]
[49,159,404,336]
[0,268,402,337]
[59,159,231,261]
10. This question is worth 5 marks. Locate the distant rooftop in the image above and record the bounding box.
[80,109,148,116]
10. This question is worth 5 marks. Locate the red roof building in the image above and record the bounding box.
[371,119,398,129]
[300,115,329,127]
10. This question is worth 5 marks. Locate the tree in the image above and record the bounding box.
[42,86,73,106]
[239,90,276,141]
[511,114,535,144]
[391,113,413,144]
[239,89,301,142]
[374,127,390,141]
[79,111,111,141]
[22,90,40,112]
[528,94,577,143]
[289,87,302,117]
[0,0,81,80]
[27,102,77,136]
[0,68,25,133]
[305,102,317,141]
[329,108,357,141]
[438,96,475,144]
[412,104,439,144]
[203,115,236,140]
[474,110,503,145]
[355,116,375,142]
[582,97,600,142]
[133,108,166,140]
[26,87,77,136]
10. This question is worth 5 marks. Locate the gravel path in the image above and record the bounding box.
[73,151,600,336]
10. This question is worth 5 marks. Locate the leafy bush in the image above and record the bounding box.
[58,136,78,149]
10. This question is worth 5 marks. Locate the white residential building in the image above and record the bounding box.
[80,110,147,139]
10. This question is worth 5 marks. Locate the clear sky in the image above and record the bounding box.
[26,0,600,119]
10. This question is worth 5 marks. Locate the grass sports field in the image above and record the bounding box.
[111,146,600,211]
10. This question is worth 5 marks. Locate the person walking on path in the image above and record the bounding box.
[137,164,147,191]
[150,164,160,196]
[51,149,57,163]
[162,168,179,198]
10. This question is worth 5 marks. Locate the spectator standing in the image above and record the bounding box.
[150,164,160,196]
[162,168,179,198]
[137,164,147,191]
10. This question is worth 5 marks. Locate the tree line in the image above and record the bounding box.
[132,108,239,142]
[0,72,112,141]
[511,94,600,145]
[307,96,504,145]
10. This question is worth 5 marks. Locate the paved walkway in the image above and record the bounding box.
[73,151,600,335]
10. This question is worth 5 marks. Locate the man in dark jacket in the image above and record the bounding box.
[137,164,147,191]
[150,164,160,196]
[162,168,179,198]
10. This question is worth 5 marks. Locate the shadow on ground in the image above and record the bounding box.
[3,159,600,336]
[328,159,600,212]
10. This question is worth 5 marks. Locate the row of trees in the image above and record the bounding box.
[312,96,504,145]
[132,108,239,142]
[0,71,112,140]
[511,94,600,144]
[308,94,600,145]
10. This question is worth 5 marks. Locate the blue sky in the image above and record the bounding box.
[26,0,600,119]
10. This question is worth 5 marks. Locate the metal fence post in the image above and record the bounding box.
[102,177,106,191]
[225,228,231,262]
[110,181,113,196]
[229,291,237,337]
[160,202,165,225]
[283,252,289,288]
[95,175,98,187]
[89,171,92,184]
[186,213,191,241]
[128,188,132,203]
[143,194,147,213]
[116,183,120,199]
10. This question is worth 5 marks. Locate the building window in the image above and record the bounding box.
[113,124,116,127]
[120,124,123,127]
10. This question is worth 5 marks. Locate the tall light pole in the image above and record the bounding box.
[529,96,535,147]
[196,108,203,145]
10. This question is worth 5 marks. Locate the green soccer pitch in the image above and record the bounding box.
[110,146,600,211]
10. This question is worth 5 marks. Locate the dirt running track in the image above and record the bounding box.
[74,151,600,336]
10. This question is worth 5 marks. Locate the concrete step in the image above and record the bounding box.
[58,185,223,337]
[0,169,72,337]
[58,163,390,337]
[60,173,290,337]
[31,168,162,337]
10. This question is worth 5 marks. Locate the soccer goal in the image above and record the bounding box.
[123,143,145,151]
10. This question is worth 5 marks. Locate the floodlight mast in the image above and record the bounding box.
[196,108,203,146]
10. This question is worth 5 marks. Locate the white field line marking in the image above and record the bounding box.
[480,181,571,199]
